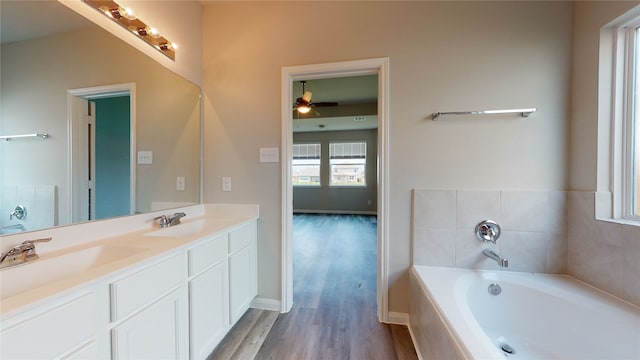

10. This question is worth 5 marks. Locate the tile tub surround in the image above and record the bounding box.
[568,191,640,308]
[1,185,56,232]
[412,189,568,273]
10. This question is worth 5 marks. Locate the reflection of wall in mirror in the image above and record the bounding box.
[0,26,200,230]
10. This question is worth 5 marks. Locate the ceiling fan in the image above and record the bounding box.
[294,81,338,115]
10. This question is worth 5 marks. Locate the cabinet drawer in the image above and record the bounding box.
[228,221,256,254]
[1,292,99,359]
[188,234,227,277]
[111,253,185,321]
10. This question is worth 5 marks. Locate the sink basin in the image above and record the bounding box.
[0,245,146,300]
[145,219,208,238]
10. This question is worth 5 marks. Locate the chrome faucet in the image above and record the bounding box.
[0,237,52,269]
[154,212,187,228]
[169,212,186,226]
[482,248,509,268]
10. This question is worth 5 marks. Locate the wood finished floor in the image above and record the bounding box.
[208,214,418,360]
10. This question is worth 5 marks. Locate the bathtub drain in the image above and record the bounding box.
[488,283,502,295]
[501,343,516,355]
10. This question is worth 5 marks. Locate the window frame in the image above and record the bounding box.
[597,9,640,225]
[328,141,367,188]
[292,143,322,187]
[623,24,639,220]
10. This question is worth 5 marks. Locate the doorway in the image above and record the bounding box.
[281,58,390,321]
[67,83,136,223]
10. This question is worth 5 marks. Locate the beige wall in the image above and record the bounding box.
[569,1,639,191]
[568,2,640,308]
[202,1,573,312]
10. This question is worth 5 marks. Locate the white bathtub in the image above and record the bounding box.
[409,265,640,360]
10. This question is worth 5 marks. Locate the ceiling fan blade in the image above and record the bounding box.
[311,102,338,107]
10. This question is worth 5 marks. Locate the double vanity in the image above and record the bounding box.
[0,204,259,359]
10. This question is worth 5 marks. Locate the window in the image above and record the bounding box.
[598,9,640,223]
[292,143,321,186]
[329,142,366,187]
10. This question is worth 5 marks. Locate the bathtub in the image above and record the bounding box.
[409,265,640,360]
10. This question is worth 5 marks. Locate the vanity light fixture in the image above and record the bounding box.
[85,0,176,60]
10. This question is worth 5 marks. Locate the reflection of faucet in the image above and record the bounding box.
[482,248,509,268]
[0,237,52,269]
[9,205,27,220]
[154,215,170,228]
[154,213,187,228]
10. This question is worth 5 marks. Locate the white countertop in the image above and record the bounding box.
[0,204,259,320]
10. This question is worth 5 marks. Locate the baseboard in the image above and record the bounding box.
[386,311,409,325]
[251,297,281,312]
[406,318,425,360]
[293,209,377,215]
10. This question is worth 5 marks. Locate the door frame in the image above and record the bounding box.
[67,83,136,222]
[280,58,390,322]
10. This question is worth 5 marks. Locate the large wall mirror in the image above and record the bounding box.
[0,1,201,234]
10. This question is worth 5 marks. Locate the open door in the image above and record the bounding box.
[68,83,136,222]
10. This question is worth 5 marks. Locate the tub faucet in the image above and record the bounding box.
[482,248,509,268]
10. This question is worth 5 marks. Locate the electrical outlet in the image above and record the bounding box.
[222,177,232,192]
[176,176,185,191]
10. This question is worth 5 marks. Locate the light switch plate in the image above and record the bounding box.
[137,151,153,165]
[176,176,185,191]
[259,147,279,163]
[222,177,232,192]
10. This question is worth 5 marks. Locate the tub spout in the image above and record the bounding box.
[482,249,509,268]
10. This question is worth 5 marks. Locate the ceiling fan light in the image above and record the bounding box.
[297,104,311,114]
[302,91,312,102]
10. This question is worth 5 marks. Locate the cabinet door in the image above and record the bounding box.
[112,287,188,360]
[190,260,229,360]
[229,245,256,324]
[1,290,108,359]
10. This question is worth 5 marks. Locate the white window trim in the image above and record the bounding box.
[292,143,322,187]
[597,6,640,226]
[329,140,367,187]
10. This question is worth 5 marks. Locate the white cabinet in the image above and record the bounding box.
[1,217,258,360]
[112,287,189,359]
[0,288,110,359]
[111,253,189,360]
[228,221,257,325]
[188,235,229,360]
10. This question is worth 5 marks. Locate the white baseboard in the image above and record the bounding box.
[386,311,409,325]
[406,318,424,360]
[251,297,281,312]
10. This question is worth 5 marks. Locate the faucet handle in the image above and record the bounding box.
[22,237,52,245]
[20,237,52,260]
[475,220,501,244]
[172,212,186,219]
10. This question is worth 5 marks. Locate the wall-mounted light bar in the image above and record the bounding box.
[84,0,176,60]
